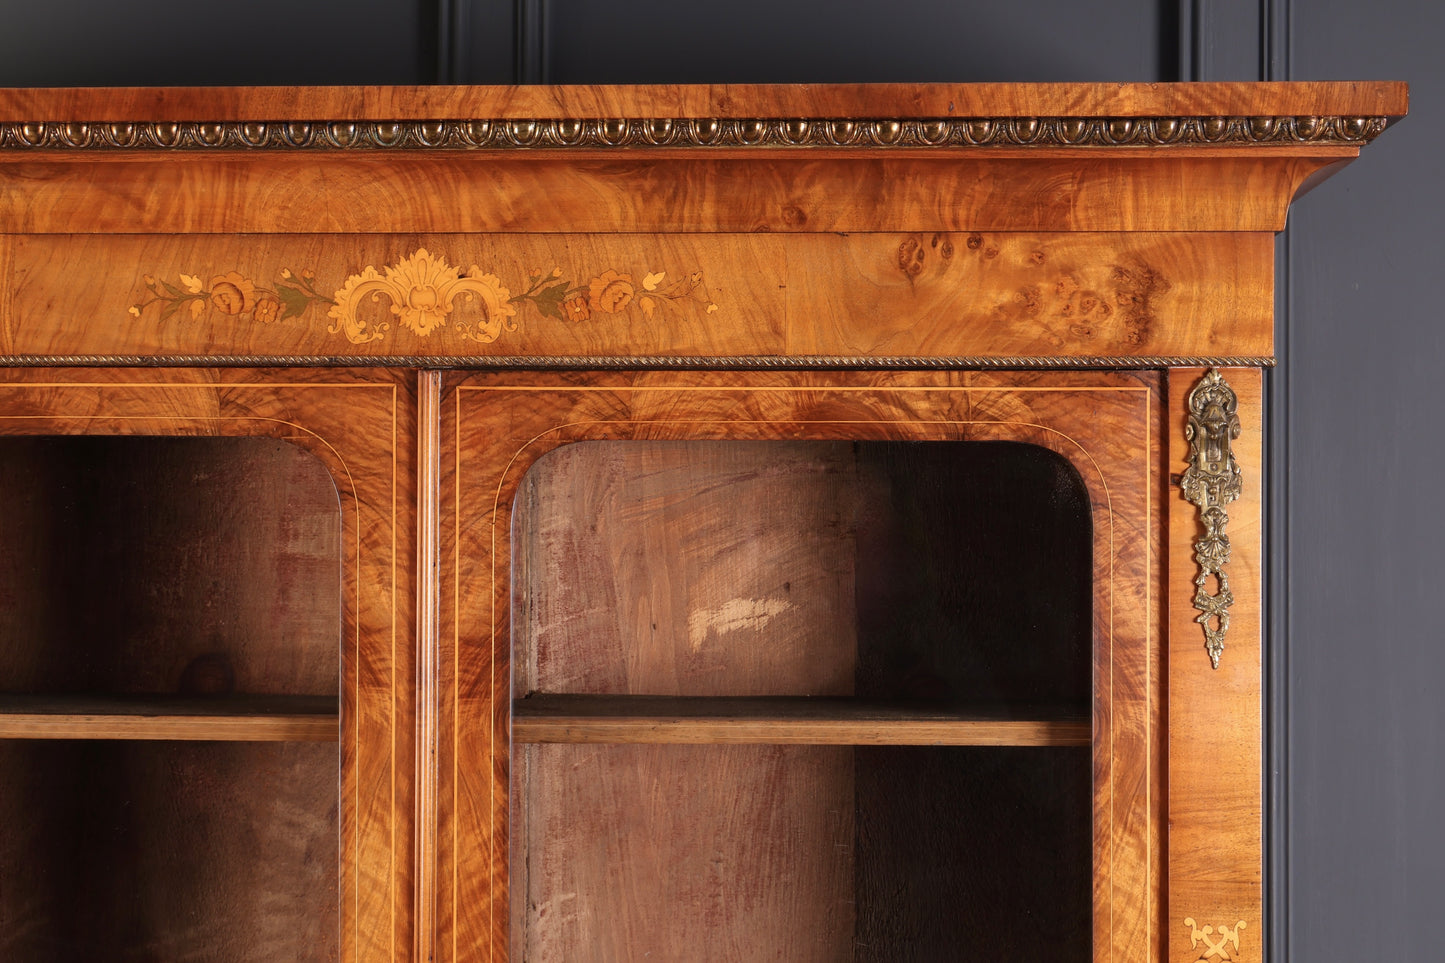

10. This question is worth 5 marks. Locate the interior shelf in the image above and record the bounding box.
[0,694,340,741]
[512,694,1089,746]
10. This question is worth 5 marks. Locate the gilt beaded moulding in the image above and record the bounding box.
[0,114,1389,151]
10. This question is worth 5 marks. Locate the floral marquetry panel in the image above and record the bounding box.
[3,232,1273,363]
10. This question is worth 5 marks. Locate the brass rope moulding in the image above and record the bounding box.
[0,354,1276,369]
[0,115,1389,151]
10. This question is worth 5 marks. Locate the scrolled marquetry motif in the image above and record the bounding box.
[1180,368,1244,669]
[327,249,517,343]
[1183,918,1247,961]
[0,115,1390,151]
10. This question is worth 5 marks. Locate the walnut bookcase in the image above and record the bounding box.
[0,82,1406,961]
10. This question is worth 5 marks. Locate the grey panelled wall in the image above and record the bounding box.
[1286,2,1445,960]
[1,1,1440,960]
[534,0,1174,84]
[0,0,442,86]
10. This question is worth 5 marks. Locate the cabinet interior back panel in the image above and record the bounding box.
[512,440,861,697]
[508,438,1092,960]
[511,438,1091,704]
[0,435,341,696]
[0,740,339,962]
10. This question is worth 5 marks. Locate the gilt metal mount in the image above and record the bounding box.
[1181,368,1242,669]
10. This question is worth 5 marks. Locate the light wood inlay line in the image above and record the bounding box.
[415,371,442,963]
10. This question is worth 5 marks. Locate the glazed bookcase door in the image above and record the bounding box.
[437,369,1164,962]
[0,368,417,963]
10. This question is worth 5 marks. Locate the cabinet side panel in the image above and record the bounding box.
[1167,368,1264,959]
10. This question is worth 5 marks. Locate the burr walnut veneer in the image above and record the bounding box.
[0,82,1406,962]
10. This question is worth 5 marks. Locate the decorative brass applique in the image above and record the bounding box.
[1180,368,1243,669]
[1,115,1390,151]
[127,251,717,345]
[1184,918,1247,960]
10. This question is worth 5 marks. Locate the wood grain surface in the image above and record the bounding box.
[2,231,1274,362]
[0,368,416,963]
[0,434,340,699]
[512,742,855,963]
[0,694,338,741]
[511,695,1091,746]
[0,82,1408,122]
[1167,368,1264,962]
[0,740,339,962]
[0,153,1351,235]
[441,369,1160,962]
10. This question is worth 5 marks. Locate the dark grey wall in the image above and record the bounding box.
[0,0,444,86]
[537,0,1174,84]
[1286,3,1445,959]
[2,1,1440,958]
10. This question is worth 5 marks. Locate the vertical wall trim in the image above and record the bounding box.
[436,0,467,83]
[1179,0,1202,80]
[1264,2,1292,961]
[515,0,548,83]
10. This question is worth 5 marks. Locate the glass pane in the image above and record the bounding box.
[511,439,1092,961]
[0,436,341,961]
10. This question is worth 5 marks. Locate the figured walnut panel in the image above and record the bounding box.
[5,232,1272,362]
[0,369,416,963]
[440,370,1160,963]
[0,153,1347,235]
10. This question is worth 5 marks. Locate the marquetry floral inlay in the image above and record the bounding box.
[1184,918,1247,961]
[128,249,718,345]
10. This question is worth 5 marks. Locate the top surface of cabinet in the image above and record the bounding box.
[0,80,1408,123]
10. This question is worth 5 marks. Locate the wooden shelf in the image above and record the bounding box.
[512,694,1090,746]
[0,694,339,741]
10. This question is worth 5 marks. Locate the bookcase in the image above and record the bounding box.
[0,81,1406,961]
